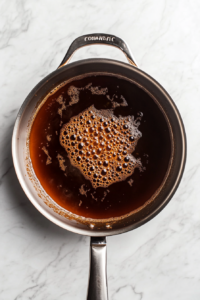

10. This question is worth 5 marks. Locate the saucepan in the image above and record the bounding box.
[12,33,186,299]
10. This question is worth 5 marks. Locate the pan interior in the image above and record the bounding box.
[26,71,174,229]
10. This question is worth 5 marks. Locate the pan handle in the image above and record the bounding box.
[87,237,108,300]
[58,33,137,68]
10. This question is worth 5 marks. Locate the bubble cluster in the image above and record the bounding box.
[60,105,142,188]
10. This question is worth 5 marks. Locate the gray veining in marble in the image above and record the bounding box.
[0,0,200,299]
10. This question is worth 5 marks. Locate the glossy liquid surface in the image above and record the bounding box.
[29,75,172,219]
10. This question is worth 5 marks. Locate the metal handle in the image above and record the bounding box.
[58,33,137,68]
[87,237,108,300]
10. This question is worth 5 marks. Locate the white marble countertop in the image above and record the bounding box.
[1,0,200,299]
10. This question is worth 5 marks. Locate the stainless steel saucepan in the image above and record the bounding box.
[12,33,186,300]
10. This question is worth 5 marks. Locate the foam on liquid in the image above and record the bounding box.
[60,105,142,188]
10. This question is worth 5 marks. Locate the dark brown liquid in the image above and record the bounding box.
[30,74,172,219]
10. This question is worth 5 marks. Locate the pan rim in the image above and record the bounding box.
[12,58,187,236]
